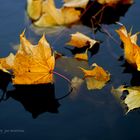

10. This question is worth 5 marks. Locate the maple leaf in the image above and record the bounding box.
[112,86,140,113]
[12,32,55,85]
[67,32,98,49]
[28,0,81,27]
[116,25,140,70]
[60,7,81,25]
[80,63,110,90]
[63,0,89,8]
[27,0,42,20]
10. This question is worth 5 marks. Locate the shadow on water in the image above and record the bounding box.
[0,68,73,119]
[5,84,60,119]
[0,76,72,119]
[0,70,11,101]
[0,70,11,92]
[65,42,100,57]
[122,61,140,86]
[81,1,132,28]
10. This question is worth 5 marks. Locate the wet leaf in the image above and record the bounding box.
[80,63,110,90]
[63,0,89,8]
[67,32,98,48]
[28,0,81,27]
[112,85,140,113]
[11,32,55,84]
[116,25,140,70]
[27,0,42,20]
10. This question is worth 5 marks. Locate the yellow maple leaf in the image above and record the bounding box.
[116,25,140,70]
[31,0,81,27]
[0,53,15,73]
[41,0,64,26]
[61,7,81,25]
[63,0,89,8]
[12,32,55,85]
[27,0,42,20]
[67,32,98,48]
[80,63,110,90]
[112,86,140,113]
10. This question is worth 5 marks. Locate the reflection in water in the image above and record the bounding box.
[122,61,140,86]
[0,70,11,92]
[0,70,11,101]
[81,1,132,28]
[0,70,73,118]
[65,42,100,57]
[6,84,60,119]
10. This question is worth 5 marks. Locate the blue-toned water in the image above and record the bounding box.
[0,0,140,140]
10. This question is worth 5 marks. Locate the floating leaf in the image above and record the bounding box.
[27,0,42,20]
[28,0,81,27]
[80,63,110,90]
[116,25,140,70]
[60,7,81,25]
[112,85,140,113]
[63,0,89,8]
[67,32,98,49]
[10,32,55,85]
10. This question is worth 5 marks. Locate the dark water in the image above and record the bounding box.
[0,0,140,140]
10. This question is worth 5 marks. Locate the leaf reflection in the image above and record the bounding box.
[122,61,140,86]
[65,42,100,57]
[81,1,132,28]
[0,70,11,101]
[7,84,60,119]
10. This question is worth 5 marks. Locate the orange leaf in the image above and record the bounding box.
[28,0,81,27]
[116,25,140,70]
[67,32,98,48]
[27,0,42,20]
[80,63,110,90]
[12,32,55,85]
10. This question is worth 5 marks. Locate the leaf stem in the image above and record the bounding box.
[53,71,71,83]
[53,71,73,100]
